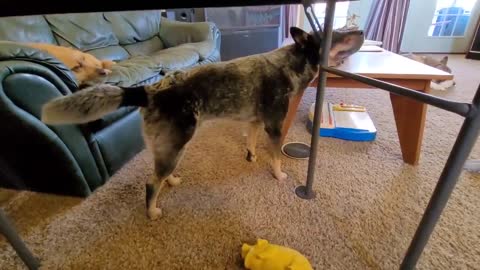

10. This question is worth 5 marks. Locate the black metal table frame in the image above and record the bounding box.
[0,1,478,269]
[298,1,480,269]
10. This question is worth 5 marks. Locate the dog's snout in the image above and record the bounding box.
[97,69,108,76]
[358,31,364,36]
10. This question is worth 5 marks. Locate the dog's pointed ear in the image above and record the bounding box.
[102,60,116,69]
[290,27,309,48]
[440,56,448,65]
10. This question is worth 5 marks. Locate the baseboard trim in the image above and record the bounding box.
[466,52,480,60]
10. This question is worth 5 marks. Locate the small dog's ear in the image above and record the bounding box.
[290,27,309,48]
[102,60,116,69]
[440,56,448,65]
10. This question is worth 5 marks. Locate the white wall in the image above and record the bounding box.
[347,0,374,30]
[299,0,374,31]
[297,0,479,53]
[401,0,480,53]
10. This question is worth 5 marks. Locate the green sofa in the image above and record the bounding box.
[0,10,221,197]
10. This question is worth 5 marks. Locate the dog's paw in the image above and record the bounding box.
[274,171,288,181]
[167,175,182,186]
[147,207,163,220]
[430,81,447,91]
[246,150,257,162]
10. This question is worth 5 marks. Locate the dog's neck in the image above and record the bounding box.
[279,45,319,90]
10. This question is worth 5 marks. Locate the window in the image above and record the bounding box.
[313,2,350,29]
[428,0,477,37]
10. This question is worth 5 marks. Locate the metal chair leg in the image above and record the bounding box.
[0,208,40,270]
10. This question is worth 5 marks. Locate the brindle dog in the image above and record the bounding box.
[41,27,363,220]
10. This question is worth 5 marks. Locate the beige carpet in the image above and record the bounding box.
[1,54,479,270]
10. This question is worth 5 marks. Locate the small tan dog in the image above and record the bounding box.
[26,43,115,85]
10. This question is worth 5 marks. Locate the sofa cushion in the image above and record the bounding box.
[123,36,164,57]
[0,15,57,44]
[159,19,214,47]
[98,56,162,87]
[103,10,162,45]
[175,42,216,60]
[86,46,130,62]
[87,106,138,132]
[150,47,199,71]
[45,13,119,50]
[92,111,145,176]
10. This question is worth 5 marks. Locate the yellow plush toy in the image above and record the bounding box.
[241,239,313,270]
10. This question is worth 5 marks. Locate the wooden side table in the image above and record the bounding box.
[280,40,453,165]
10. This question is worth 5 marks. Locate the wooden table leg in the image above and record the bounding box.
[281,88,306,143]
[281,78,430,165]
[389,81,430,165]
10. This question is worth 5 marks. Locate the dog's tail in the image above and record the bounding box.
[41,84,148,125]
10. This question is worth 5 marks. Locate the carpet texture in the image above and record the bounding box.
[1,54,479,270]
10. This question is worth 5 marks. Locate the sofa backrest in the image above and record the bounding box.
[44,12,129,61]
[0,10,166,62]
[0,15,57,44]
[45,13,119,50]
[103,10,165,57]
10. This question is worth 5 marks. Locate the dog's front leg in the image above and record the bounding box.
[265,121,287,181]
[246,121,262,162]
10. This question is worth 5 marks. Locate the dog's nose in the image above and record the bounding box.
[97,69,108,76]
[359,31,364,36]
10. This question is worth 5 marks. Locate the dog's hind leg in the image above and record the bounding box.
[264,120,287,181]
[145,121,195,220]
[246,121,262,162]
[146,146,186,220]
[146,174,168,220]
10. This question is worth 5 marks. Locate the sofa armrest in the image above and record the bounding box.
[0,60,104,196]
[159,18,221,59]
[0,41,79,90]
